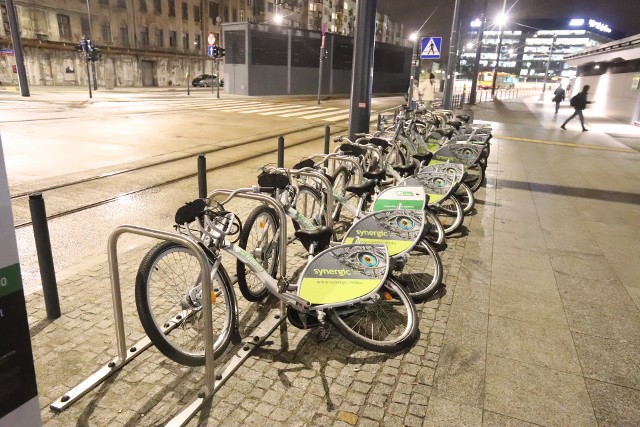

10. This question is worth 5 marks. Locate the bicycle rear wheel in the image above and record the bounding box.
[432,194,464,235]
[456,182,475,214]
[394,239,443,302]
[328,278,419,353]
[237,205,279,302]
[464,163,486,192]
[135,241,236,367]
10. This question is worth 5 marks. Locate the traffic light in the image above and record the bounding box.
[211,46,219,58]
[217,47,225,58]
[89,47,102,62]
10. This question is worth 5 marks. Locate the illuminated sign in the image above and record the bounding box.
[470,19,481,28]
[569,19,585,26]
[589,19,612,33]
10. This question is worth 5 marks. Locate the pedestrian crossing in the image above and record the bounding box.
[150,98,377,122]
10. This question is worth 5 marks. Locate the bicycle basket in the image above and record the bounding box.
[257,171,290,189]
[175,198,208,224]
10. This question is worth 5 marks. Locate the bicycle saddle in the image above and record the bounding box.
[339,143,366,157]
[434,128,455,139]
[456,114,471,123]
[363,169,386,181]
[344,179,377,197]
[392,162,417,177]
[295,226,332,253]
[367,137,390,150]
[445,120,462,130]
[412,153,433,164]
[293,158,315,170]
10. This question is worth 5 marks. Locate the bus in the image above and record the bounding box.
[477,72,518,90]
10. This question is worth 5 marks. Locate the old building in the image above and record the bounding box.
[0,0,404,88]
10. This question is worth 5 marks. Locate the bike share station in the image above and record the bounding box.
[49,156,347,425]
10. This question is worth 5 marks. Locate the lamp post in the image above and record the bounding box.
[469,0,489,104]
[490,13,507,98]
[407,32,419,109]
[85,0,98,90]
[540,34,557,99]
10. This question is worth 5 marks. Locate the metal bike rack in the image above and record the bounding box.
[308,153,364,184]
[271,167,335,229]
[50,225,217,421]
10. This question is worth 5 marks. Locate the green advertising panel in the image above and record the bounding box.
[371,185,426,212]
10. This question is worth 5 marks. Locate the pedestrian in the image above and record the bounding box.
[410,80,422,110]
[422,73,436,109]
[561,85,593,132]
[552,84,565,114]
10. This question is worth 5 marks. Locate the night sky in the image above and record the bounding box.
[381,0,640,46]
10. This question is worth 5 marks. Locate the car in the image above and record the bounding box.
[191,73,224,87]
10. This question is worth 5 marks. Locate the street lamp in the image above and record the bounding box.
[468,0,489,105]
[274,14,284,25]
[408,31,419,108]
[490,13,508,97]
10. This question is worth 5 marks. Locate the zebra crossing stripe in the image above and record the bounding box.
[321,113,351,121]
[266,106,325,117]
[191,100,254,109]
[240,104,303,114]
[300,108,348,119]
[220,102,269,112]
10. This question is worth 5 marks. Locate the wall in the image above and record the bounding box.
[574,73,640,124]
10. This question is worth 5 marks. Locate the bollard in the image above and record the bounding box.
[29,193,60,319]
[197,155,207,199]
[277,136,285,168]
[377,114,382,132]
[324,126,330,154]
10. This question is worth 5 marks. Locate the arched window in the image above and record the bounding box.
[101,22,112,43]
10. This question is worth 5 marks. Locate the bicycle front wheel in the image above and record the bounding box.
[135,241,236,367]
[395,239,443,302]
[237,205,279,302]
[328,278,419,353]
[456,182,475,215]
[432,194,464,235]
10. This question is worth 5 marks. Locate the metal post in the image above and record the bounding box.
[28,193,60,319]
[85,0,98,90]
[377,113,382,131]
[216,58,220,99]
[540,34,556,100]
[197,155,207,198]
[347,0,377,140]
[317,32,325,105]
[324,126,330,154]
[469,0,489,104]
[211,59,215,94]
[85,56,93,99]
[407,37,418,109]
[443,0,462,109]
[491,28,504,98]
[277,136,284,168]
[5,0,29,97]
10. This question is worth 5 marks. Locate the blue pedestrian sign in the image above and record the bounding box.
[207,45,215,57]
[421,37,442,59]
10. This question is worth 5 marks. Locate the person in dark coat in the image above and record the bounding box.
[552,84,565,114]
[561,85,593,131]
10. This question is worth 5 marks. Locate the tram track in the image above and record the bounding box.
[11,115,383,229]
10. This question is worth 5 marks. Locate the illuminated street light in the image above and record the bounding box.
[491,13,508,97]
[274,14,284,25]
[408,31,420,108]
[409,32,419,42]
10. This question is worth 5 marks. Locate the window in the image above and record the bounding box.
[194,34,201,49]
[169,31,177,47]
[120,24,129,46]
[247,0,252,6]
[101,22,112,42]
[81,16,90,38]
[154,0,161,14]
[194,5,201,22]
[182,32,189,50]
[267,3,273,12]
[182,2,188,20]
[232,8,237,22]
[57,14,71,38]
[168,0,175,16]
[141,27,149,45]
[140,0,147,12]
[209,2,219,23]
[156,28,163,46]
[98,0,109,5]
[240,9,244,21]
[117,0,127,8]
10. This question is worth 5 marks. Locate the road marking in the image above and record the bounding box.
[274,106,329,117]
[240,104,303,114]
[191,100,255,109]
[321,112,351,121]
[495,134,638,154]
[220,102,270,112]
[301,109,348,119]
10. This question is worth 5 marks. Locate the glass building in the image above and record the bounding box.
[459,18,625,83]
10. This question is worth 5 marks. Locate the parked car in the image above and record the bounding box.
[191,74,224,87]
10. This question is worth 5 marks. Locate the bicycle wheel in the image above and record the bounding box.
[432,194,464,235]
[423,207,446,247]
[294,185,328,227]
[464,163,486,193]
[383,142,406,166]
[236,205,279,302]
[328,278,419,353]
[456,182,475,215]
[394,239,443,302]
[135,241,236,367]
[331,166,355,223]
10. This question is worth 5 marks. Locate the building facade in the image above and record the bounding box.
[458,18,623,84]
[0,0,404,88]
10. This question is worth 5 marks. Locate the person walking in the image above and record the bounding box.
[422,73,436,109]
[552,84,565,114]
[561,85,592,131]
[410,79,422,110]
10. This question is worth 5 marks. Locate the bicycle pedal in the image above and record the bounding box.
[277,277,290,293]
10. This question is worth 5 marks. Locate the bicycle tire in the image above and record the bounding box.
[456,182,475,214]
[331,165,353,222]
[293,185,328,228]
[464,163,486,193]
[394,239,443,302]
[423,207,446,247]
[328,277,419,353]
[236,205,279,302]
[433,194,464,235]
[135,241,236,367]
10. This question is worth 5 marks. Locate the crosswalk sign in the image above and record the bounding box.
[421,37,442,59]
